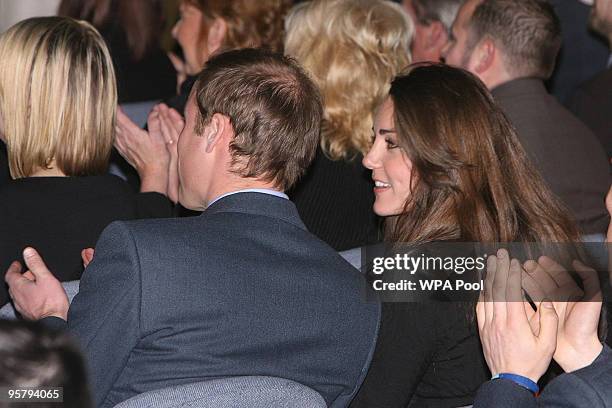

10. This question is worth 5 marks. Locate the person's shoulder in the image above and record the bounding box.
[576,68,612,96]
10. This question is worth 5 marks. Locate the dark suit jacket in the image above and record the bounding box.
[568,67,612,162]
[473,345,612,407]
[45,192,380,408]
[492,78,610,235]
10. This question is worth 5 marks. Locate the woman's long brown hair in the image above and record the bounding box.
[387,63,580,246]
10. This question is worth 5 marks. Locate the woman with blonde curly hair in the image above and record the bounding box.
[285,0,413,250]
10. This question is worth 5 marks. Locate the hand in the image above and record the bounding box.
[168,52,187,94]
[476,249,558,383]
[153,104,184,203]
[115,107,170,196]
[522,256,603,372]
[5,248,69,321]
[81,248,95,268]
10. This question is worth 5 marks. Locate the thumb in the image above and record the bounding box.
[537,300,558,348]
[23,248,52,279]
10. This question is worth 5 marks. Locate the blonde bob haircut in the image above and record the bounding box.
[0,17,117,178]
[285,0,413,160]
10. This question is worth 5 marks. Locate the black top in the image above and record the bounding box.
[165,75,198,115]
[100,22,176,104]
[289,148,381,251]
[0,141,8,188]
[350,302,489,407]
[0,175,173,306]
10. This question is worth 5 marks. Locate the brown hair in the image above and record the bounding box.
[184,0,291,53]
[193,48,322,190]
[468,0,562,79]
[387,63,579,245]
[58,0,163,61]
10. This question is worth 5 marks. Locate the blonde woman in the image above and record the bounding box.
[285,0,413,250]
[0,17,172,308]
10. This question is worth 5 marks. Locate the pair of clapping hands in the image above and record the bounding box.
[477,249,603,384]
[115,104,185,203]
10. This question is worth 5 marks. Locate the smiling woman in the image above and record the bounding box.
[351,63,583,408]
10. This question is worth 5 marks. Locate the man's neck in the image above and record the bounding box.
[205,179,281,207]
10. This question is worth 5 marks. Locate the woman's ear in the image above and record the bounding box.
[207,18,227,55]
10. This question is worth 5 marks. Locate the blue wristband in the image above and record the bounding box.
[491,373,539,395]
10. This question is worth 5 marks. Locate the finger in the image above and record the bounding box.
[524,259,558,295]
[484,255,496,324]
[536,300,558,353]
[168,108,185,133]
[22,248,53,280]
[116,109,142,133]
[492,249,510,320]
[522,265,547,304]
[4,261,24,286]
[159,111,175,145]
[81,248,95,268]
[476,291,485,332]
[573,260,602,302]
[507,259,525,316]
[22,271,35,281]
[167,52,185,72]
[538,256,574,288]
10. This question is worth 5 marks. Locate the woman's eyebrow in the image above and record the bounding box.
[378,128,396,135]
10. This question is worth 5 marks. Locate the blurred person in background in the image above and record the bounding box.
[284,0,413,250]
[0,319,91,408]
[114,0,291,205]
[569,0,612,165]
[58,0,176,104]
[402,0,463,63]
[443,0,610,240]
[0,17,172,310]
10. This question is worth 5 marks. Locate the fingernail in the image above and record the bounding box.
[23,247,35,258]
[497,249,505,258]
[542,299,554,309]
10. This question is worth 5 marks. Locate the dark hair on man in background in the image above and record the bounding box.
[58,0,163,61]
[469,0,562,79]
[0,320,91,408]
[194,48,322,191]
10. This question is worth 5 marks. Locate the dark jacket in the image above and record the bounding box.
[473,345,612,407]
[568,67,612,163]
[492,78,610,235]
[44,192,381,408]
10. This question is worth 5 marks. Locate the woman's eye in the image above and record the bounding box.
[385,138,398,149]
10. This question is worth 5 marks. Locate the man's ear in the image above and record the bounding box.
[471,38,495,75]
[203,113,230,153]
[426,21,447,49]
[207,18,227,55]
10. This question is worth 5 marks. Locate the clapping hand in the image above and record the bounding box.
[476,249,558,383]
[522,256,603,372]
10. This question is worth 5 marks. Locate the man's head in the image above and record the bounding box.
[402,0,464,62]
[0,320,91,407]
[177,48,323,210]
[590,0,612,44]
[442,0,562,89]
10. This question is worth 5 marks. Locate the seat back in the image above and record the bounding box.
[113,376,327,408]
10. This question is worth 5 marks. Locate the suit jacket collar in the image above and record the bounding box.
[202,191,307,231]
[491,77,548,99]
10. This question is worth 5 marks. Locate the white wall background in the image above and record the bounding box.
[0,0,60,33]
